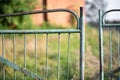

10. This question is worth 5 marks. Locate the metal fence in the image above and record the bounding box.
[0,7,85,80]
[99,9,120,80]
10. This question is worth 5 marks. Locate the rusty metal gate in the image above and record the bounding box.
[0,7,85,80]
[99,9,120,80]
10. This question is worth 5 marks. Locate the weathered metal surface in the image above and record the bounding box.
[80,7,85,80]
[0,7,84,80]
[0,56,43,80]
[99,9,120,80]
[99,10,104,80]
[0,9,79,29]
[0,29,80,34]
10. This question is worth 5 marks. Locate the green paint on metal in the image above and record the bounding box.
[0,56,43,80]
[0,29,80,34]
[99,10,104,80]
[99,9,120,80]
[0,7,84,80]
[103,24,120,27]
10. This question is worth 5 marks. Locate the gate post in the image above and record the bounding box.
[80,7,85,80]
[99,10,104,80]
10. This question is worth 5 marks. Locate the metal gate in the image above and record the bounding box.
[0,7,85,80]
[99,9,120,80]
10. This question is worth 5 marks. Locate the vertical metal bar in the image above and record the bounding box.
[109,27,112,80]
[80,7,85,80]
[117,28,120,80]
[0,35,1,78]
[13,34,16,80]
[67,33,70,80]
[46,34,48,80]
[35,34,37,75]
[57,33,61,80]
[24,34,26,80]
[43,0,48,22]
[99,10,104,80]
[2,34,5,80]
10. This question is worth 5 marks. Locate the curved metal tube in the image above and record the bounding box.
[0,9,79,29]
[103,9,120,17]
[102,9,120,26]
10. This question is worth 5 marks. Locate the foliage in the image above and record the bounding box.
[0,0,36,29]
[85,0,107,23]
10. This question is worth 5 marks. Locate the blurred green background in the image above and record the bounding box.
[0,0,119,80]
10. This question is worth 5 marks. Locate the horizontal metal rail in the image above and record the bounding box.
[0,29,80,34]
[99,9,120,80]
[0,9,80,29]
[102,9,120,27]
[103,24,120,27]
[0,7,84,80]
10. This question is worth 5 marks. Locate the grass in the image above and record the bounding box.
[0,23,80,80]
[85,24,100,80]
[0,23,119,80]
[85,25,99,57]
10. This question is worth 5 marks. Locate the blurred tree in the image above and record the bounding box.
[85,0,107,23]
[43,0,48,22]
[0,0,36,29]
